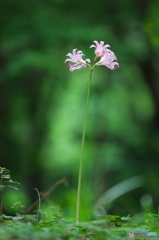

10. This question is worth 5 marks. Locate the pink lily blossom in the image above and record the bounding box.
[65,49,91,72]
[90,40,110,57]
[95,49,119,70]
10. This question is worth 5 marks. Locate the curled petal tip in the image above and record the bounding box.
[90,40,111,57]
[65,49,90,72]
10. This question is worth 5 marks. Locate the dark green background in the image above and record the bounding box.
[1,0,159,220]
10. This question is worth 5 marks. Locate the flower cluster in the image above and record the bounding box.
[65,41,119,71]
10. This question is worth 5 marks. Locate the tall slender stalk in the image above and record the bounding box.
[76,69,93,224]
[65,41,119,223]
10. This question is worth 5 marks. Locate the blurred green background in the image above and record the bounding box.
[1,0,159,220]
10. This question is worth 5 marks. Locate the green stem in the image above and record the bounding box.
[76,68,93,224]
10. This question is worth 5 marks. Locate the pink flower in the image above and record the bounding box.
[95,49,119,70]
[90,40,110,57]
[65,49,91,72]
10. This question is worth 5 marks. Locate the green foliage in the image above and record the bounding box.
[0,167,20,215]
[11,201,25,215]
[1,0,159,222]
[0,167,20,192]
[0,209,159,240]
[0,168,158,239]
